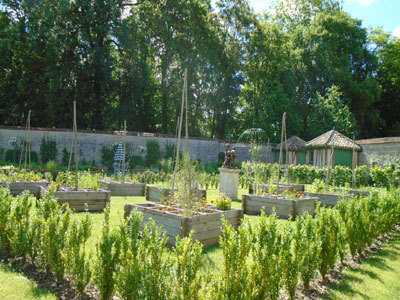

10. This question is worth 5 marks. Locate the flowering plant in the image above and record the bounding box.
[282,190,305,199]
[215,193,232,211]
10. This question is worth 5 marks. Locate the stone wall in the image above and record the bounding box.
[0,126,275,165]
[357,137,400,166]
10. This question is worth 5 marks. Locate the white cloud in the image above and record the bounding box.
[357,0,373,6]
[393,27,400,38]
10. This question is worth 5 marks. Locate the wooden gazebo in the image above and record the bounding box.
[305,130,361,168]
[273,136,306,165]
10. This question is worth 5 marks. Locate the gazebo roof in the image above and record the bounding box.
[305,130,361,151]
[273,136,306,152]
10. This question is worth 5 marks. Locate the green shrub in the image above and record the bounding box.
[5,149,20,163]
[331,165,352,186]
[0,148,3,160]
[62,147,74,166]
[249,212,283,300]
[164,142,175,159]
[281,223,301,300]
[370,165,391,189]
[205,162,219,174]
[171,234,203,299]
[128,154,142,169]
[101,144,118,170]
[208,218,250,299]
[315,206,340,280]
[298,214,319,291]
[218,151,225,163]
[40,136,57,163]
[146,140,160,167]
[353,165,369,187]
[46,160,58,171]
[93,206,121,300]
[66,214,92,295]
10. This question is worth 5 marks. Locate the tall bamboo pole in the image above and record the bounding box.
[184,69,189,154]
[172,70,187,195]
[277,112,286,190]
[74,101,79,190]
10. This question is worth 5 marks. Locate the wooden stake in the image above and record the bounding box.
[184,69,189,154]
[172,70,187,195]
[352,135,356,188]
[277,112,286,189]
[74,101,79,190]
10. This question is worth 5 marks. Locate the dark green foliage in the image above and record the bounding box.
[40,137,57,163]
[5,149,20,163]
[101,144,118,170]
[0,172,399,299]
[146,140,160,167]
[218,152,225,163]
[205,162,220,174]
[164,142,175,160]
[127,155,142,169]
[93,206,121,300]
[0,148,3,160]
[62,148,74,166]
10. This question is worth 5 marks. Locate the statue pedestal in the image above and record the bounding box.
[219,167,241,200]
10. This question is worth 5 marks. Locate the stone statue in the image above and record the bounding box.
[222,144,237,169]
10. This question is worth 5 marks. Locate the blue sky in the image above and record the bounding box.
[248,0,400,37]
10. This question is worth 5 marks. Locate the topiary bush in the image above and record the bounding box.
[40,136,57,163]
[146,140,160,167]
[101,144,118,170]
[5,149,20,163]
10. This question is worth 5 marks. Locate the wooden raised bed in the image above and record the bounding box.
[0,180,49,199]
[249,183,305,194]
[124,203,243,248]
[41,187,110,212]
[304,192,353,207]
[99,180,145,196]
[145,186,207,202]
[242,194,317,219]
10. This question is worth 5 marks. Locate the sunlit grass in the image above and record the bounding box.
[0,264,56,300]
[321,231,400,300]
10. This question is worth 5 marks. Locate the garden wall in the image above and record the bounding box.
[357,137,400,166]
[0,126,275,165]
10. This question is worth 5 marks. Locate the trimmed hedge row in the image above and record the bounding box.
[0,187,399,299]
[241,162,400,189]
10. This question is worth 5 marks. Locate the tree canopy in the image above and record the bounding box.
[0,0,398,141]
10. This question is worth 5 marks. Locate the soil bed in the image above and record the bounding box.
[0,180,49,199]
[99,179,145,196]
[124,202,243,248]
[41,187,110,212]
[242,194,317,219]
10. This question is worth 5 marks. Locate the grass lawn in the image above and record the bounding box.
[0,264,56,300]
[321,230,400,300]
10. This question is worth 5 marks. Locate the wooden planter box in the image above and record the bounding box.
[242,194,317,219]
[249,183,305,194]
[0,180,49,199]
[304,192,353,207]
[145,186,207,202]
[99,180,145,196]
[41,187,110,212]
[124,203,243,248]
